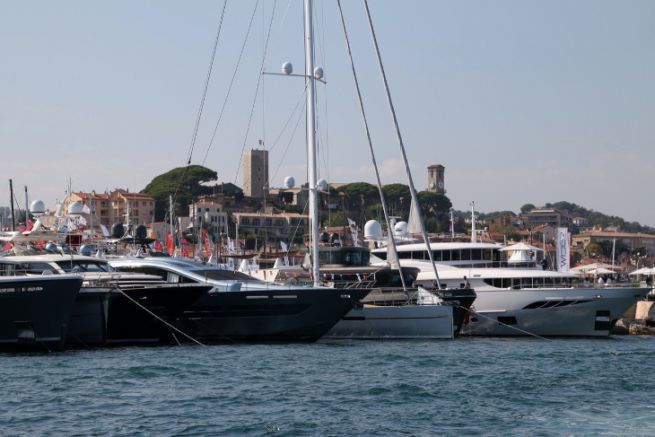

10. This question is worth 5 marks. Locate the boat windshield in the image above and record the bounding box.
[192,269,261,282]
[56,260,110,273]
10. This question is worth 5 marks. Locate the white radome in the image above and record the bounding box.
[364,220,383,241]
[281,62,293,75]
[283,176,295,189]
[30,200,46,215]
[317,179,328,192]
[68,201,84,216]
[394,221,408,236]
[314,66,324,80]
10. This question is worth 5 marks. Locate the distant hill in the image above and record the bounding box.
[466,201,654,234]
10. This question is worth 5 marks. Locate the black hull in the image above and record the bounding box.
[67,284,211,346]
[0,276,81,351]
[436,288,476,337]
[174,288,369,343]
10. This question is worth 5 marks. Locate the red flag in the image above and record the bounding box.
[166,234,174,256]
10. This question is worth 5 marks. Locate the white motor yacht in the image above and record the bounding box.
[372,242,650,336]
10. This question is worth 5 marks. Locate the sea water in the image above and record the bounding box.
[1,337,654,436]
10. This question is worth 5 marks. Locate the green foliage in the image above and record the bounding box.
[142,165,218,220]
[520,203,536,214]
[417,191,452,214]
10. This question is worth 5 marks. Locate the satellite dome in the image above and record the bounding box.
[317,179,328,192]
[111,223,125,239]
[30,200,46,215]
[283,176,295,189]
[394,221,408,236]
[364,220,383,241]
[135,224,147,240]
[281,61,293,75]
[79,244,93,256]
[314,66,324,80]
[68,202,84,216]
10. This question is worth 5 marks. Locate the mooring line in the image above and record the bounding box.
[456,304,552,341]
[114,287,206,347]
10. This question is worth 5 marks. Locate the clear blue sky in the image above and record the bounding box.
[1,0,653,226]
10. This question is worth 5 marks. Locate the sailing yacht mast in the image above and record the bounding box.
[304,0,320,287]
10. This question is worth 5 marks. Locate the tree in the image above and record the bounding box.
[417,191,452,215]
[142,165,218,220]
[520,203,536,214]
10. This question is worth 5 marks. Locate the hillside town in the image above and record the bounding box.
[2,150,653,273]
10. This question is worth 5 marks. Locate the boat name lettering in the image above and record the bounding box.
[0,286,44,293]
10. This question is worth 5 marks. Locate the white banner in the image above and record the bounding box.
[556,227,570,272]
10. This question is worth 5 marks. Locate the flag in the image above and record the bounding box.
[166,234,175,256]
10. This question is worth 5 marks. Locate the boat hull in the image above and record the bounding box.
[67,284,211,346]
[325,304,454,339]
[174,288,369,342]
[462,286,650,337]
[0,276,81,350]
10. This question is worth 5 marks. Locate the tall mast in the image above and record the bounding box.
[470,201,477,243]
[24,186,29,226]
[8,179,15,231]
[304,0,320,287]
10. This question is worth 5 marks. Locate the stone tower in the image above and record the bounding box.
[243,149,269,198]
[427,164,445,194]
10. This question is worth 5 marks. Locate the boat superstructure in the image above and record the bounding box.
[372,241,650,336]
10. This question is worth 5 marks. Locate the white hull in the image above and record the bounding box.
[324,304,454,339]
[462,286,649,337]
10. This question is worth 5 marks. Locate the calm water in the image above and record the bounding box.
[1,337,654,436]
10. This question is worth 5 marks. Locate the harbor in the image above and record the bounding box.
[1,0,653,434]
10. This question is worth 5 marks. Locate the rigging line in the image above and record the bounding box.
[269,85,307,152]
[457,304,552,341]
[201,0,260,166]
[113,286,206,347]
[363,0,442,288]
[337,0,407,291]
[270,98,306,184]
[233,0,279,183]
[185,0,228,166]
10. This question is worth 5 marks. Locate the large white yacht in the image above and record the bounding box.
[371,241,650,337]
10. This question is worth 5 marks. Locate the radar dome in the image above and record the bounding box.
[394,221,408,236]
[364,220,383,241]
[111,223,125,239]
[68,202,84,216]
[317,179,328,192]
[79,244,93,256]
[30,200,46,215]
[281,62,293,75]
[135,224,147,240]
[283,176,295,189]
[314,66,324,80]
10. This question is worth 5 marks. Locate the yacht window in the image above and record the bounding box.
[502,278,512,288]
[399,251,412,259]
[451,250,461,261]
[533,277,544,287]
[483,250,492,261]
[521,278,533,288]
[56,261,110,273]
[471,249,482,260]
[432,250,441,261]
[442,250,451,261]
[192,269,260,282]
[461,249,471,261]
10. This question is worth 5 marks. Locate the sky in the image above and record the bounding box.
[1,0,653,226]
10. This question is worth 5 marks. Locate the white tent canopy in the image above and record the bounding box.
[629,267,655,276]
[586,267,616,275]
[500,242,544,252]
[571,262,616,273]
